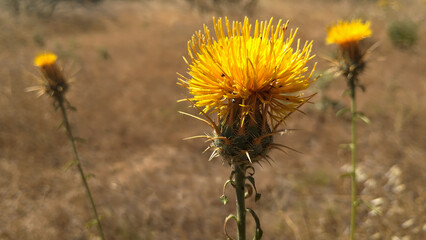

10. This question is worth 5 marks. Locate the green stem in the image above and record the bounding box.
[349,77,357,240]
[234,164,246,240]
[58,98,106,240]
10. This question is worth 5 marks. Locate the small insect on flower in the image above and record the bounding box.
[178,17,317,166]
[28,52,68,99]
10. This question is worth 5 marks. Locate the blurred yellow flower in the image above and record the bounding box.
[326,19,372,46]
[179,17,316,125]
[29,52,68,98]
[34,52,58,67]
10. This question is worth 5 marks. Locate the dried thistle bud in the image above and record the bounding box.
[33,52,68,98]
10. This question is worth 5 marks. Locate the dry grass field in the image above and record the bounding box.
[0,0,425,239]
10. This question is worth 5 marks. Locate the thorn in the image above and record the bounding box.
[179,111,216,130]
[270,143,302,154]
[245,151,253,164]
[209,149,219,161]
[273,128,301,134]
[263,155,274,167]
[266,155,276,164]
[273,93,317,131]
[269,146,288,156]
[183,135,213,141]
[182,99,221,134]
[202,145,213,154]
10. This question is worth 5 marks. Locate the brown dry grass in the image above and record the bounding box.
[0,0,425,239]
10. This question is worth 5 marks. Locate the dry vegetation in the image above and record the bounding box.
[0,0,425,239]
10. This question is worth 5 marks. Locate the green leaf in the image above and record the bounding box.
[254,228,263,240]
[255,193,262,202]
[63,160,78,171]
[339,143,354,150]
[246,208,263,240]
[224,214,237,240]
[246,176,261,202]
[340,172,352,178]
[355,199,361,207]
[57,120,65,129]
[220,195,228,205]
[336,108,348,117]
[357,113,371,124]
[86,173,96,179]
[68,105,77,112]
[221,179,232,205]
[360,200,382,215]
[339,143,351,149]
[85,218,98,229]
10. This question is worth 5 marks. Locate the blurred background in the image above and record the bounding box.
[0,0,425,239]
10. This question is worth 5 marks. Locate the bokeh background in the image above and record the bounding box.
[0,0,425,239]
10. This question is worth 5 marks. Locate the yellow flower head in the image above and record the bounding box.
[34,52,58,67]
[326,19,372,45]
[179,17,316,124]
[179,17,316,164]
[30,52,68,98]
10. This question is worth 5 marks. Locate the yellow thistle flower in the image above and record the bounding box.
[179,17,316,164]
[28,52,68,98]
[326,19,372,76]
[326,19,371,46]
[180,17,316,125]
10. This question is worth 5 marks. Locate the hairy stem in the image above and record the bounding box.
[234,164,246,240]
[58,98,106,240]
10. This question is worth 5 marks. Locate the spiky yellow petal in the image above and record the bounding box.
[180,17,316,123]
